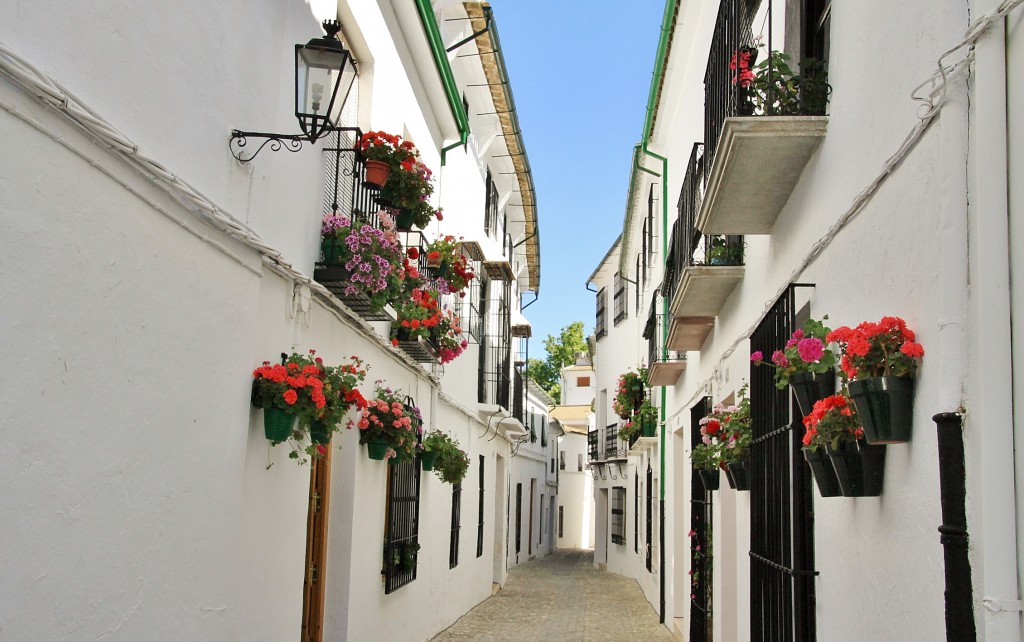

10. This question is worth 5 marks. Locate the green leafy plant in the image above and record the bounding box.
[380,158,442,230]
[801,392,864,452]
[613,368,648,418]
[423,430,470,485]
[737,47,831,116]
[827,316,924,381]
[705,236,744,265]
[751,316,837,389]
[356,386,423,463]
[357,130,416,166]
[692,384,752,468]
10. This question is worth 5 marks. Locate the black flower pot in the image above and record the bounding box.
[724,461,750,491]
[803,448,842,497]
[789,370,837,418]
[698,469,720,492]
[826,441,886,497]
[848,376,915,444]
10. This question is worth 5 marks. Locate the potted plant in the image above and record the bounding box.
[802,392,885,497]
[378,157,442,231]
[617,420,639,447]
[391,287,441,344]
[422,430,470,484]
[383,539,420,574]
[751,316,837,416]
[434,309,469,364]
[356,386,423,462]
[827,316,924,444]
[635,399,659,438]
[701,386,752,491]
[613,369,648,419]
[356,130,416,189]
[251,351,368,465]
[705,236,744,266]
[747,49,831,116]
[690,442,724,492]
[317,212,407,313]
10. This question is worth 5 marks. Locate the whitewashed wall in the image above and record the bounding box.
[556,431,595,549]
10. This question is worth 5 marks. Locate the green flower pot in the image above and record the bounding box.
[394,209,415,231]
[366,440,389,460]
[698,469,720,492]
[724,461,750,491]
[848,376,915,444]
[641,418,657,438]
[263,407,296,442]
[803,448,842,497]
[826,441,886,497]
[420,451,439,471]
[309,421,332,445]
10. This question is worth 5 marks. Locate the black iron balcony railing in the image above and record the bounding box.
[704,0,830,169]
[646,304,685,375]
[605,424,625,460]
[588,430,600,462]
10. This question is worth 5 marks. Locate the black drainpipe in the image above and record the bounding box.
[933,411,977,641]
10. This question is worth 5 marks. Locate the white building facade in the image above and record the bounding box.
[590,0,1024,640]
[0,2,542,641]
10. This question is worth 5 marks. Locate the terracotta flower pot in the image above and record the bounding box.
[362,159,391,190]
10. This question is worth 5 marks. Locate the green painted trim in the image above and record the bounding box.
[414,0,470,165]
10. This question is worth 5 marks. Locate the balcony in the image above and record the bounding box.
[697,0,829,236]
[664,144,744,352]
[604,425,626,461]
[644,299,686,387]
[587,430,600,463]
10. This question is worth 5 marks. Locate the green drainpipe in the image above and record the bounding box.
[634,0,679,625]
[414,0,470,164]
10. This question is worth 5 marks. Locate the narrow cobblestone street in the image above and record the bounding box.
[430,549,675,641]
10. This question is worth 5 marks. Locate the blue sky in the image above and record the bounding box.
[490,1,666,355]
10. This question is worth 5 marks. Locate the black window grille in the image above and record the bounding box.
[749,286,817,641]
[513,371,525,426]
[611,486,626,545]
[515,483,522,554]
[646,186,655,271]
[587,430,600,462]
[550,457,555,474]
[477,455,485,558]
[613,272,627,325]
[646,463,654,572]
[642,218,649,287]
[541,416,547,447]
[479,278,512,409]
[450,483,462,569]
[484,169,500,239]
[690,398,713,641]
[558,506,564,538]
[559,451,566,470]
[605,424,622,460]
[461,259,484,343]
[635,256,642,315]
[383,458,421,594]
[803,0,831,63]
[595,288,607,340]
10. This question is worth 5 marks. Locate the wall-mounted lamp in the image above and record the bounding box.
[230,20,357,162]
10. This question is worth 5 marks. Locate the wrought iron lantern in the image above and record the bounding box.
[295,20,357,143]
[230,19,357,161]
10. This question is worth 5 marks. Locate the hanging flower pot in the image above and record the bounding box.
[263,407,296,442]
[826,441,886,497]
[394,209,416,231]
[362,159,392,190]
[366,439,389,461]
[641,417,657,438]
[848,376,915,444]
[698,469,720,492]
[420,450,439,471]
[803,448,842,497]
[789,370,836,418]
[724,461,750,491]
[309,420,331,445]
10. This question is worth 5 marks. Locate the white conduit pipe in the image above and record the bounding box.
[667,0,1024,420]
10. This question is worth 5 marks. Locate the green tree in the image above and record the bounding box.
[526,321,589,404]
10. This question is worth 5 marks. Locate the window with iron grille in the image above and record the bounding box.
[514,371,525,427]
[595,288,607,339]
[641,218,649,287]
[577,453,583,472]
[613,272,627,325]
[604,424,620,460]
[803,0,831,63]
[646,464,654,572]
[558,506,564,538]
[611,486,626,545]
[484,169,500,239]
[479,278,512,408]
[476,455,485,558]
[461,260,484,343]
[690,397,713,642]
[449,483,462,569]
[587,431,599,461]
[635,256,642,315]
[749,286,817,641]
[634,470,640,554]
[559,451,566,470]
[515,483,522,554]
[383,458,421,594]
[541,416,547,447]
[646,186,655,273]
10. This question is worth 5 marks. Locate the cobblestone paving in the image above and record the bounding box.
[430,549,675,642]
